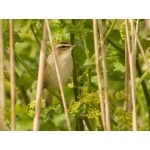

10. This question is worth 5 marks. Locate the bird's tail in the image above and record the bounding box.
[45,89,53,107]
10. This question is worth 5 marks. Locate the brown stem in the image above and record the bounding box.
[33,20,47,131]
[93,19,107,131]
[98,19,110,131]
[9,19,16,131]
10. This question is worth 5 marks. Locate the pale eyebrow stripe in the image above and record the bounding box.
[55,44,70,49]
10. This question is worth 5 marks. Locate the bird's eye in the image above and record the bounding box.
[61,45,67,49]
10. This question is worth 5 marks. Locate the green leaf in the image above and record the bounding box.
[140,37,150,51]
[40,119,59,131]
[14,31,24,43]
[20,20,32,32]
[109,29,122,41]
[53,113,68,130]
[17,72,35,89]
[113,62,125,73]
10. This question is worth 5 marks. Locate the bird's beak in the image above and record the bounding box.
[72,45,77,48]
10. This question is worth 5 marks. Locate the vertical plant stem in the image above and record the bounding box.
[147,19,150,32]
[131,19,136,64]
[45,19,72,131]
[93,19,107,131]
[0,20,5,113]
[83,117,94,131]
[82,34,92,93]
[98,19,110,131]
[134,28,150,72]
[125,20,131,54]
[130,19,137,131]
[125,19,137,130]
[70,19,79,101]
[97,19,117,52]
[104,19,117,42]
[134,19,139,55]
[130,52,137,131]
[133,19,150,130]
[125,37,130,110]
[136,59,150,130]
[125,19,132,113]
[70,19,84,130]
[9,19,16,131]
[30,24,41,47]
[33,20,47,131]
[87,68,92,93]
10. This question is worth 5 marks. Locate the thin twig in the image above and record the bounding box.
[134,19,139,56]
[90,20,118,67]
[125,20,133,112]
[30,23,41,47]
[146,19,150,32]
[9,19,16,131]
[134,28,150,72]
[70,19,79,101]
[136,59,150,130]
[107,38,124,54]
[134,19,139,89]
[70,19,84,130]
[125,37,130,110]
[0,20,5,113]
[136,70,149,89]
[130,19,137,131]
[125,19,137,130]
[83,117,94,131]
[104,19,117,42]
[45,19,72,131]
[125,20,131,54]
[82,33,92,93]
[93,19,106,131]
[98,19,110,131]
[33,20,47,131]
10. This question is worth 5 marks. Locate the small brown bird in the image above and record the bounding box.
[44,42,76,106]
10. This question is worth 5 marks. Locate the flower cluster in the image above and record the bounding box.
[26,99,46,117]
[120,21,141,40]
[114,107,133,131]
[69,91,100,119]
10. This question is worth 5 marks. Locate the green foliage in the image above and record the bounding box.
[68,90,134,130]
[26,99,46,117]
[26,100,76,131]
[120,20,142,40]
[69,91,100,118]
[113,107,132,131]
[3,19,150,130]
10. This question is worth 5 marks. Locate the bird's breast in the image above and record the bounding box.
[45,53,73,90]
